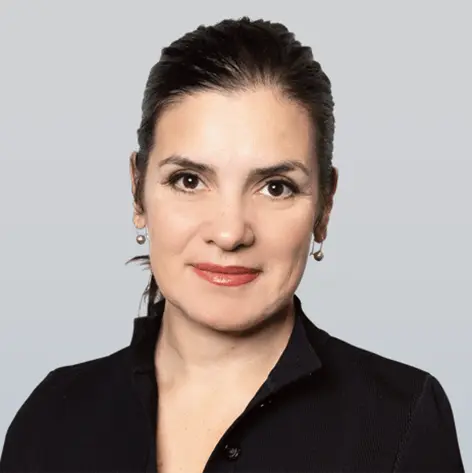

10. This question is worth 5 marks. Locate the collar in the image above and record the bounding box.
[129,295,328,396]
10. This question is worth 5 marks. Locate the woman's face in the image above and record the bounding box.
[133,88,333,332]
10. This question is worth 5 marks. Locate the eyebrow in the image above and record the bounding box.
[158,154,311,179]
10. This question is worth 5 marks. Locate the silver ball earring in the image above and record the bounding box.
[136,227,148,245]
[310,238,325,261]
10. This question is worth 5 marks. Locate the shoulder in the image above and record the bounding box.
[13,345,130,414]
[329,333,430,389]
[312,329,463,467]
[1,347,131,465]
[35,346,129,398]
[305,319,453,422]
[44,345,132,395]
[306,318,431,403]
[299,300,432,405]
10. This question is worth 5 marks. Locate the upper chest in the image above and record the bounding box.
[155,384,260,473]
[33,368,409,473]
[150,379,407,473]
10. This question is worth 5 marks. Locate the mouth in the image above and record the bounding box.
[191,263,261,287]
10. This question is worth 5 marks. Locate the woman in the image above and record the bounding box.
[0,16,464,473]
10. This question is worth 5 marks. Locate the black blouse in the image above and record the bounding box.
[0,296,465,472]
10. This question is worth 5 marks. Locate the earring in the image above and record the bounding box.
[310,239,324,261]
[136,227,148,245]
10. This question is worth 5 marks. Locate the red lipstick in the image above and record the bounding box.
[192,263,261,287]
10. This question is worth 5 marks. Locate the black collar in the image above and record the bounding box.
[129,295,328,399]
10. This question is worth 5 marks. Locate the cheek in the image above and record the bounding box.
[145,198,199,256]
[256,201,314,262]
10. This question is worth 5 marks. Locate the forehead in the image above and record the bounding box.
[152,88,315,167]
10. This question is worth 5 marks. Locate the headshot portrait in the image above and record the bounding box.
[0,2,469,472]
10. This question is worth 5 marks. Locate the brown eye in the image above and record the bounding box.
[180,173,200,189]
[267,182,285,197]
[168,172,204,192]
[261,180,297,199]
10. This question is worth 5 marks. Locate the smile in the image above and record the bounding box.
[192,263,261,287]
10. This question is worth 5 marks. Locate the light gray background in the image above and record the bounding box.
[0,0,470,466]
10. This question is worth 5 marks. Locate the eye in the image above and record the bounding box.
[260,180,297,199]
[169,172,205,192]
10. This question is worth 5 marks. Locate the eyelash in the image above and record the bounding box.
[165,171,300,199]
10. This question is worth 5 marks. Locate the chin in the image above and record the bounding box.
[168,288,291,334]
[195,298,264,333]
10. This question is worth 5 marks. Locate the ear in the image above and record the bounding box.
[314,166,339,242]
[129,151,146,229]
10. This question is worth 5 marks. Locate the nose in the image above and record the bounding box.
[202,198,255,252]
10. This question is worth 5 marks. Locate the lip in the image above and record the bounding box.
[193,263,260,274]
[192,263,261,287]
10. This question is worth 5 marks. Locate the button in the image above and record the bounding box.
[224,444,241,461]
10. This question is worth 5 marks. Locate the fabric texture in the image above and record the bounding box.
[0,296,465,472]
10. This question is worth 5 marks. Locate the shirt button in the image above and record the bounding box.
[224,444,241,461]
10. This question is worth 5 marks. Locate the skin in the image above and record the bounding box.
[130,87,338,390]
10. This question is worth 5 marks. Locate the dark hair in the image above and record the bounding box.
[127,16,336,316]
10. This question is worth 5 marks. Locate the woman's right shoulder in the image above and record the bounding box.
[0,346,131,469]
[12,345,130,415]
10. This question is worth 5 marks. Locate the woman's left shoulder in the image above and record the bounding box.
[320,334,459,434]
[321,333,432,393]
[317,336,464,468]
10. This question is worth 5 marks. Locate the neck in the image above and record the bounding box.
[154,299,296,390]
